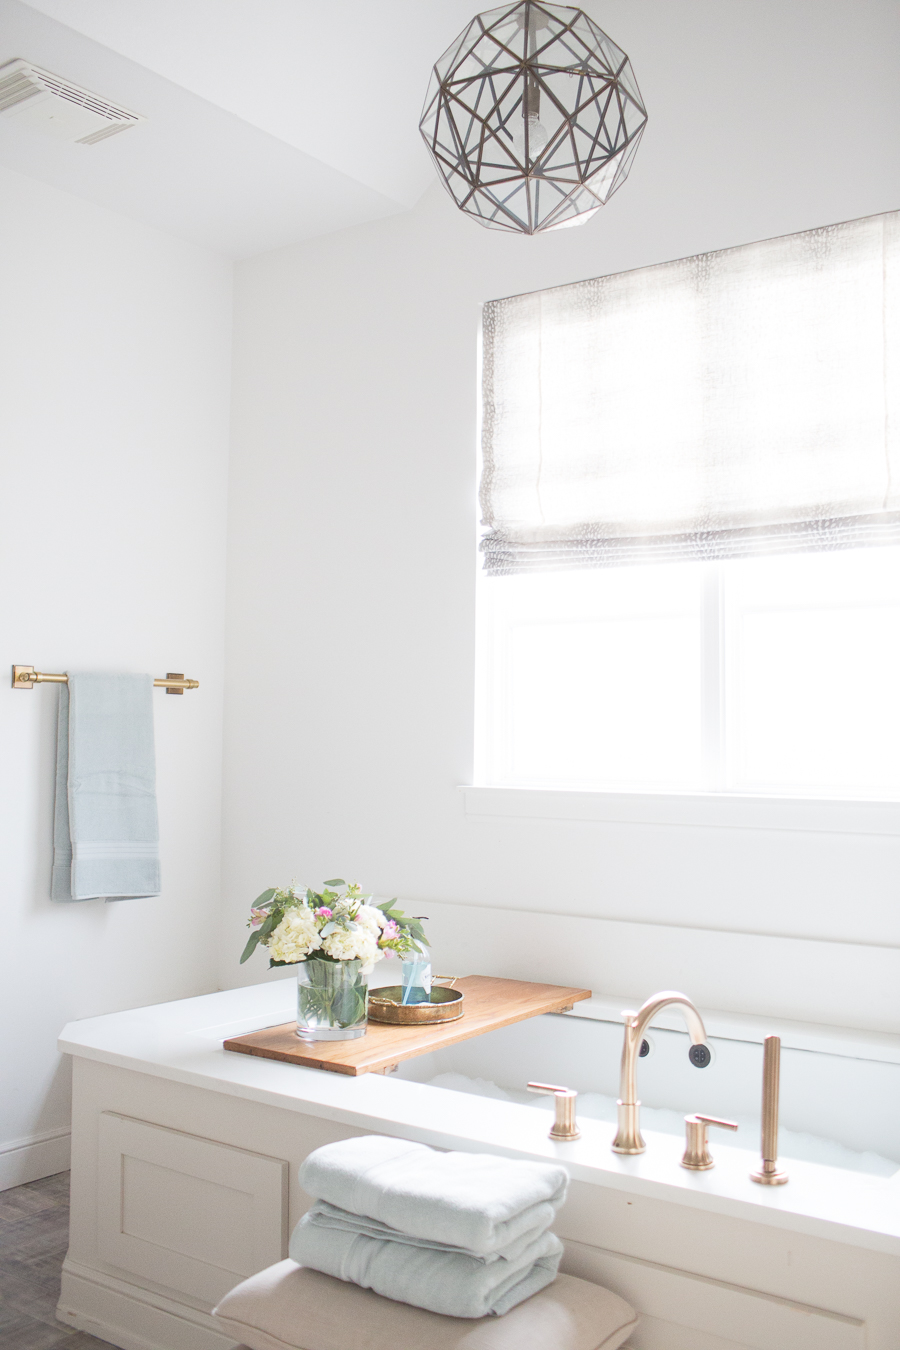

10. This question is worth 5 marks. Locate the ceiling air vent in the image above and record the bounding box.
[0,58,144,144]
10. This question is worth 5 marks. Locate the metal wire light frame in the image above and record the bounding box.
[419,0,648,235]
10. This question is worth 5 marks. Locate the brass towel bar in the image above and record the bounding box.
[12,666,198,695]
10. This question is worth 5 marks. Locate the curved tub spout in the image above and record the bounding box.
[612,991,707,1155]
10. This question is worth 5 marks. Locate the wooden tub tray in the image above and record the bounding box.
[223,974,590,1076]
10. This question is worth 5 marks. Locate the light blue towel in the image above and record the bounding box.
[51,674,160,902]
[297,1136,568,1256]
[288,1216,563,1318]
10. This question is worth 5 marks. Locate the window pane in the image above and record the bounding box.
[479,564,703,790]
[724,547,900,796]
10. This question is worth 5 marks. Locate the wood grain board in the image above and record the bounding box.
[222,975,591,1076]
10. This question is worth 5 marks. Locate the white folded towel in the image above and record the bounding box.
[302,1200,547,1264]
[297,1136,568,1257]
[288,1215,563,1318]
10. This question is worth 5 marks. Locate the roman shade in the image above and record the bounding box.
[480,209,900,575]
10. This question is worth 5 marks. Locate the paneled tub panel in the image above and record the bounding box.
[97,1113,289,1306]
[562,1240,865,1350]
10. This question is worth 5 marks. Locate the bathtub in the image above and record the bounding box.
[395,995,900,1174]
[58,980,900,1350]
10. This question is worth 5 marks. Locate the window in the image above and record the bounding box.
[476,211,900,800]
[477,547,900,797]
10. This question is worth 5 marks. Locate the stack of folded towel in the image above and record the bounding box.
[288,1135,568,1319]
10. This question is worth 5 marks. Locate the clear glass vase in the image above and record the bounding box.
[296,957,369,1041]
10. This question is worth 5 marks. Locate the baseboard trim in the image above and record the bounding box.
[58,1258,239,1350]
[0,1127,70,1191]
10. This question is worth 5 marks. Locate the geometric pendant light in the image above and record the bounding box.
[419,1,648,235]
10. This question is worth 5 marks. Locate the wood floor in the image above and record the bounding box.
[0,1172,109,1349]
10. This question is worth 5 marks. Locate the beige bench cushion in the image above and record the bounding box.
[213,1260,637,1350]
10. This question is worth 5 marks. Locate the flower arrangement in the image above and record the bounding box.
[240,879,428,975]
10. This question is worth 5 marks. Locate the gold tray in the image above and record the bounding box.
[368,984,464,1026]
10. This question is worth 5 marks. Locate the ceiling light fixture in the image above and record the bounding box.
[419,1,647,235]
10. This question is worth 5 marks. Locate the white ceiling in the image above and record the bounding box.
[4,1,899,263]
[0,0,483,256]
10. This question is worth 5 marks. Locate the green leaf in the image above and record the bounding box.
[258,910,281,939]
[323,878,345,887]
[253,888,277,907]
[239,930,262,964]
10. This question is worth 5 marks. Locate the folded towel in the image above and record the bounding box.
[289,1214,563,1318]
[298,1136,568,1257]
[51,674,160,902]
[303,1200,547,1265]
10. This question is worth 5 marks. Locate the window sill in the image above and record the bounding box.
[461,785,900,836]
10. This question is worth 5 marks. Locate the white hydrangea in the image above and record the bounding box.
[355,903,386,936]
[322,925,380,973]
[266,908,322,964]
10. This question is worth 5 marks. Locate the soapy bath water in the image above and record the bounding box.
[426,1072,899,1177]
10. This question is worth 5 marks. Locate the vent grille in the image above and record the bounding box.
[37,70,135,125]
[78,122,133,145]
[0,67,42,113]
[0,58,143,142]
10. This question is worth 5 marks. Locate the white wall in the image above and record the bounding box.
[0,164,232,1186]
[222,0,900,1026]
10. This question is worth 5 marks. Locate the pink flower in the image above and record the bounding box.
[382,920,400,939]
[250,908,267,928]
[315,907,333,918]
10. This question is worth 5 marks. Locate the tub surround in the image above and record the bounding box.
[56,981,900,1350]
[57,981,900,1255]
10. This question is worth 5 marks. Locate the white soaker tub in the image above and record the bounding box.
[395,997,900,1174]
[58,982,900,1350]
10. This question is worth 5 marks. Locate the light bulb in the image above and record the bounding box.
[512,112,549,165]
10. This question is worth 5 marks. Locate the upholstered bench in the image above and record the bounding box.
[213,1260,637,1350]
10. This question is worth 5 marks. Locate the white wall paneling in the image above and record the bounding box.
[421,899,900,1035]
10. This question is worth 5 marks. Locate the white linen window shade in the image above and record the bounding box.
[480,210,900,575]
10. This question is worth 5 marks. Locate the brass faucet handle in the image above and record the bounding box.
[681,1114,738,1171]
[527,1082,581,1141]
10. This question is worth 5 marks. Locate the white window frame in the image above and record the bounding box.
[461,782,900,836]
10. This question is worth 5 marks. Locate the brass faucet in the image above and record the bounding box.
[612,991,708,1155]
